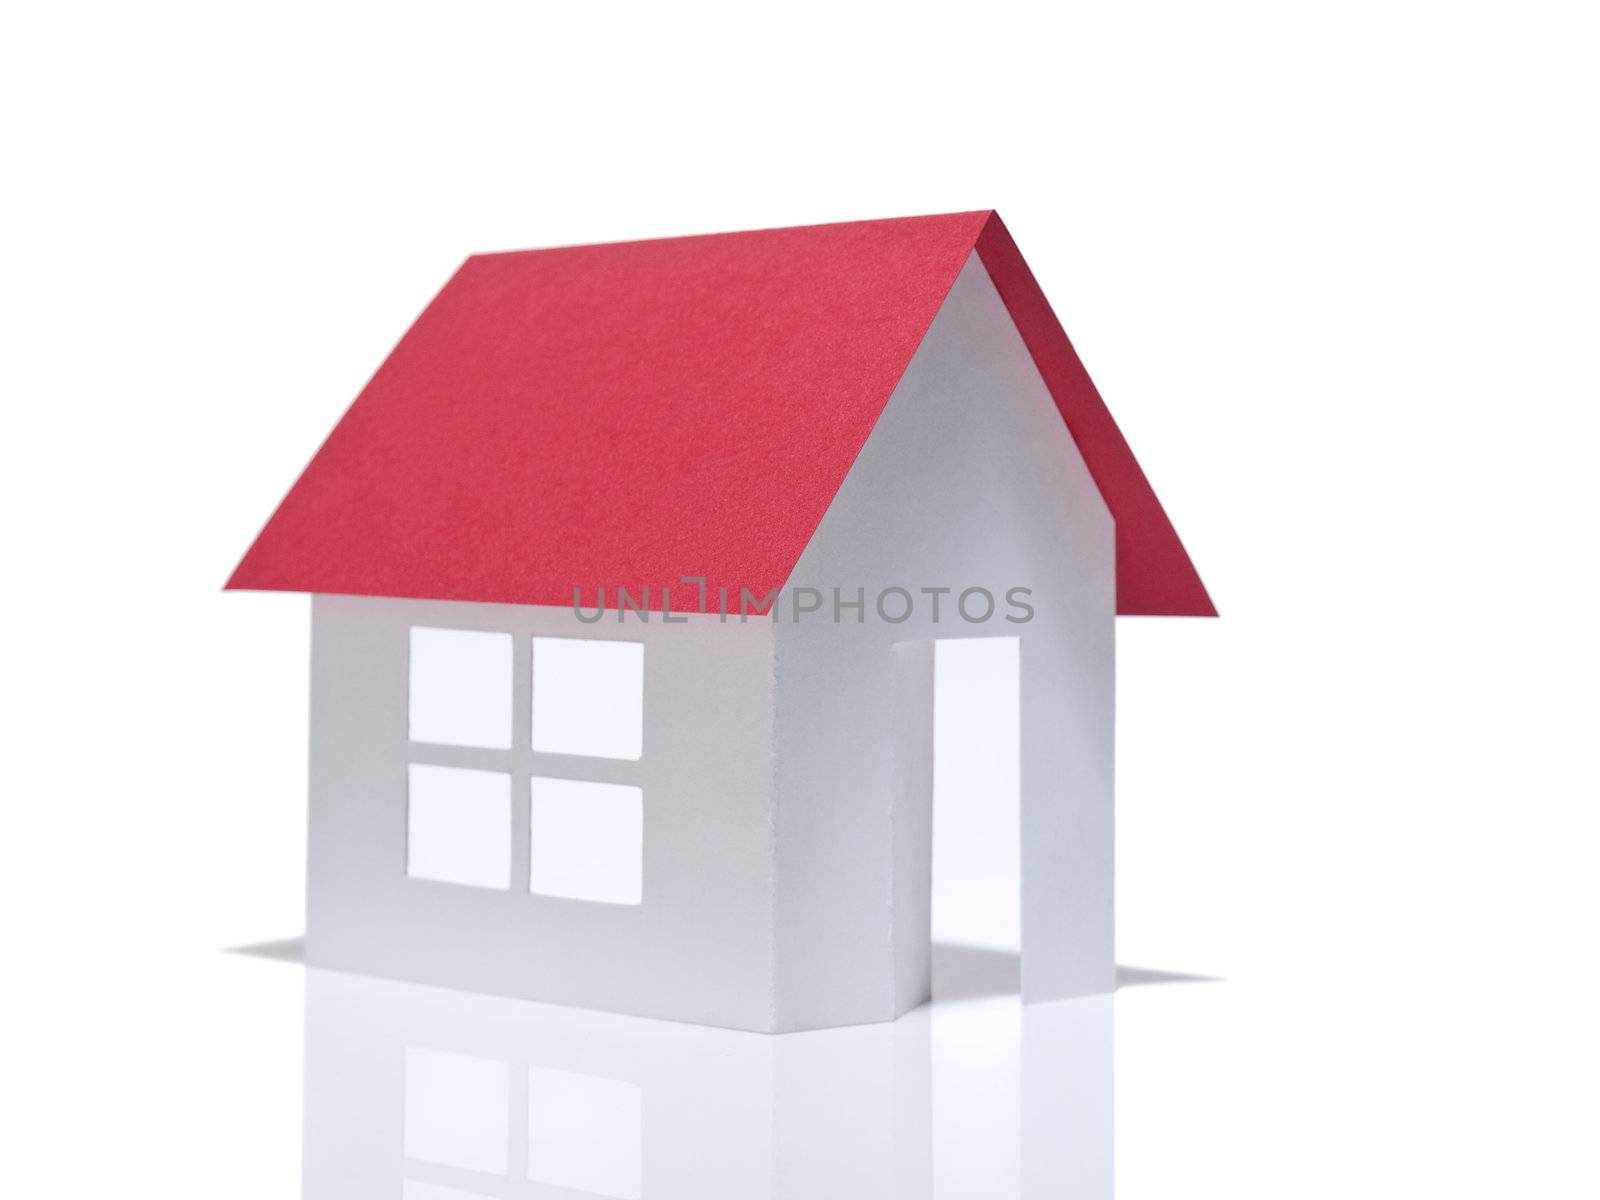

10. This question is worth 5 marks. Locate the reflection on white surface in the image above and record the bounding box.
[527,1065,642,1198]
[402,1181,496,1200]
[402,1048,510,1174]
[303,951,1112,1199]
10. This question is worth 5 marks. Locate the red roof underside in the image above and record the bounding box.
[227,211,1213,617]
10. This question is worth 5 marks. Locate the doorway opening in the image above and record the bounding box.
[915,636,1022,1002]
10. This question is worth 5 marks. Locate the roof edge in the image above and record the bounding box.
[462,209,998,265]
[975,212,1217,617]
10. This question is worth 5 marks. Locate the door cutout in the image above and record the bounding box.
[893,635,1023,1010]
[931,637,1022,957]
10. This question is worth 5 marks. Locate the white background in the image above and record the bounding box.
[3,2,1598,1196]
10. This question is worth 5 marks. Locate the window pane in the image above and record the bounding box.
[407,764,512,889]
[531,637,643,760]
[409,626,513,749]
[529,777,643,905]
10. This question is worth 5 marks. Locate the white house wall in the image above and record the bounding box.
[306,595,779,1031]
[772,251,1117,1030]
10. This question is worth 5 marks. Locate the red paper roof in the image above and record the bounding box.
[227,212,1213,616]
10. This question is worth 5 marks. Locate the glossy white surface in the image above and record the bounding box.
[402,1046,512,1174]
[525,1065,643,1198]
[303,947,1113,1200]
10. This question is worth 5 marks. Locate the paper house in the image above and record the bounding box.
[228,211,1213,1033]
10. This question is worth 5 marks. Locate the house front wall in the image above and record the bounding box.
[307,595,778,1031]
[771,251,1117,1030]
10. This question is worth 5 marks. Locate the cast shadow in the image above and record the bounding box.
[225,935,305,963]
[228,936,1220,1001]
[931,941,1221,1001]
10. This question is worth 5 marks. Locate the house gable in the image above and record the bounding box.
[767,252,1117,1029]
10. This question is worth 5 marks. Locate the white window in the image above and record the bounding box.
[409,627,513,749]
[531,636,644,760]
[529,777,643,905]
[406,765,512,889]
[528,1066,643,1198]
[403,625,645,903]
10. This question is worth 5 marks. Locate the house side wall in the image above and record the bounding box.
[771,252,1116,1031]
[307,595,778,1031]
